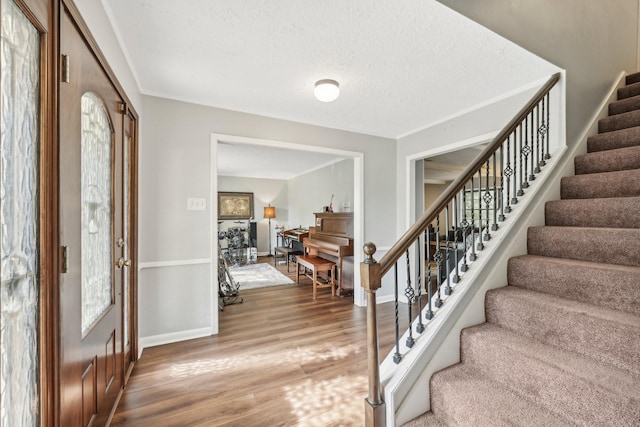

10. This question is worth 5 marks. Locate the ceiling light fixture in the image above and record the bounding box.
[314,79,340,102]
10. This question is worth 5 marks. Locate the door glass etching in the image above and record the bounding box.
[0,0,41,424]
[81,92,112,334]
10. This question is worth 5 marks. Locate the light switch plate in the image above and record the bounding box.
[187,198,206,211]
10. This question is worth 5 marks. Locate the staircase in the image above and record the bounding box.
[405,73,640,426]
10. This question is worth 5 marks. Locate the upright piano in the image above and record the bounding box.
[303,212,354,296]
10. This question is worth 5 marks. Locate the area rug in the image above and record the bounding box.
[229,263,294,290]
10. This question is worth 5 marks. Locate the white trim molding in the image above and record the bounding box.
[138,258,212,271]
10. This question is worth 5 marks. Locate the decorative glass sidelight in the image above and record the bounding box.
[0,0,41,424]
[81,92,113,334]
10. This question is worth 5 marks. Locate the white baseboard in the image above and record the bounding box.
[138,327,212,358]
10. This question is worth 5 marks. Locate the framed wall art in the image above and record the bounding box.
[218,191,254,220]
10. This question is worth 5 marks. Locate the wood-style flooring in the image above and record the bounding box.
[111,256,414,427]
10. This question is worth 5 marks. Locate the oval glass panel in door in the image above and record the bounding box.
[0,0,41,424]
[81,92,113,335]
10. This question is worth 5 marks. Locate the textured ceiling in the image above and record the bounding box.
[103,0,558,139]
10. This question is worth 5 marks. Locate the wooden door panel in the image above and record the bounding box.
[60,5,125,425]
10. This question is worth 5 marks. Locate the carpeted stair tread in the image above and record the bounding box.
[560,168,640,199]
[545,196,640,229]
[617,81,640,100]
[508,255,640,315]
[587,125,640,152]
[574,145,640,174]
[402,412,449,427]
[429,364,570,426]
[485,286,640,375]
[609,93,640,115]
[461,323,640,426]
[626,72,640,85]
[599,108,640,133]
[528,226,640,266]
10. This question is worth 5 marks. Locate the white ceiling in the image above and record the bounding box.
[217,142,347,180]
[103,0,558,141]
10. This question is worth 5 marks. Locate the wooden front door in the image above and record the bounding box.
[59,4,130,425]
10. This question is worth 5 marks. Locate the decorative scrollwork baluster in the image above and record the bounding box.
[504,135,513,213]
[483,160,492,241]
[405,250,415,348]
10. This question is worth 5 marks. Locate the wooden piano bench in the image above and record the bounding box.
[296,255,335,299]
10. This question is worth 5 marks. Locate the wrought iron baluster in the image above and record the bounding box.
[512,128,520,203]
[483,160,492,241]
[460,186,469,273]
[544,92,551,160]
[529,110,536,181]
[452,195,460,284]
[469,176,477,261]
[534,104,542,173]
[393,262,401,363]
[517,123,525,197]
[522,116,530,189]
[405,250,415,348]
[477,170,485,251]
[434,217,443,308]
[425,229,434,320]
[504,135,513,213]
[415,237,424,333]
[498,145,505,222]
[444,205,452,296]
[491,152,499,230]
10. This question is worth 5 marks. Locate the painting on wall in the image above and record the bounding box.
[218,192,254,220]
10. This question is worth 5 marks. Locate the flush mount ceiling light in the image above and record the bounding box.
[314,79,340,102]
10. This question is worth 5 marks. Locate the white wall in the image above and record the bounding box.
[287,159,355,229]
[438,0,639,150]
[138,95,396,346]
[217,175,288,255]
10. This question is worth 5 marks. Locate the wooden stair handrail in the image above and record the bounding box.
[377,72,560,277]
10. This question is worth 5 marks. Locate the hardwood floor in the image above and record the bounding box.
[111,256,413,426]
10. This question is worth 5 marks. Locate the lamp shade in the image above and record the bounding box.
[263,205,276,219]
[314,79,340,102]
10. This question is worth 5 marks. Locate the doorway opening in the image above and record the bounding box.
[210,134,365,334]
